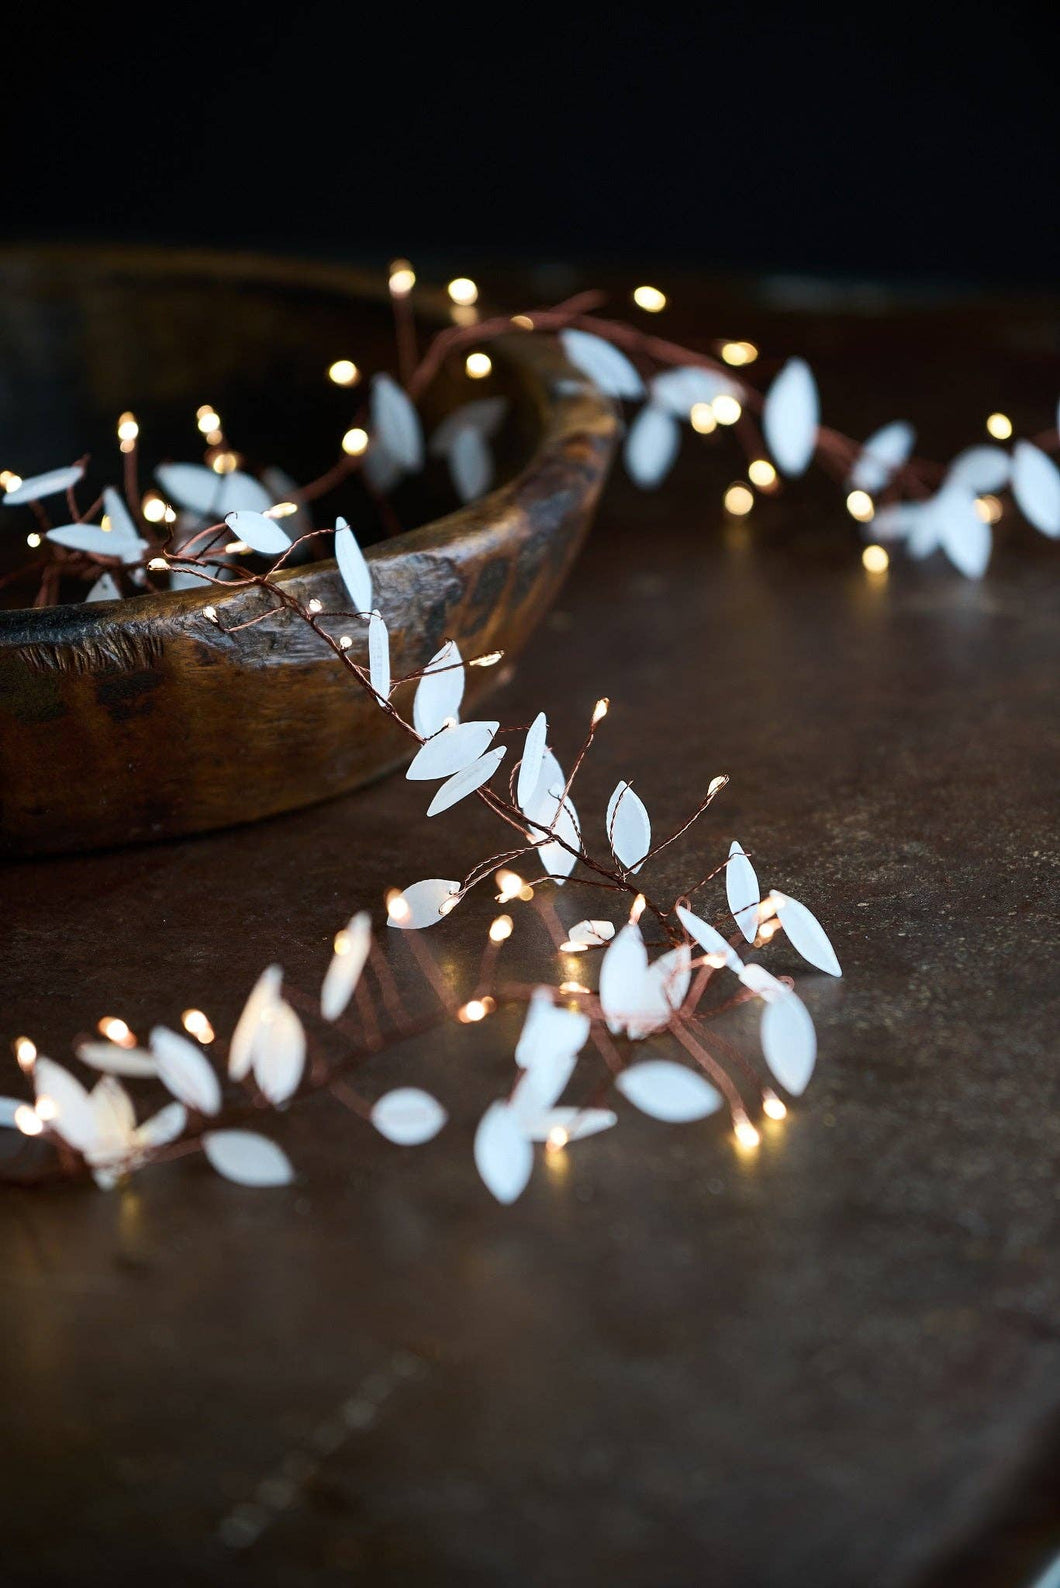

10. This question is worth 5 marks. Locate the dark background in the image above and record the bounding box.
[4,2,1056,285]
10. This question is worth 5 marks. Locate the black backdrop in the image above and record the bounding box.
[4,2,1056,285]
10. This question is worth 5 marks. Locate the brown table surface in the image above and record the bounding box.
[2,268,1059,1588]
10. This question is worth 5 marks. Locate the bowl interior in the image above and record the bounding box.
[0,250,540,604]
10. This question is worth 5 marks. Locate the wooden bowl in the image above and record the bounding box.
[0,248,617,856]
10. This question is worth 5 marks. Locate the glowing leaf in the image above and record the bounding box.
[616,1060,722,1122]
[1012,441,1060,536]
[675,903,742,972]
[134,1103,187,1150]
[945,446,1010,493]
[650,366,740,415]
[449,428,492,502]
[606,781,651,873]
[474,1102,533,1203]
[224,510,291,555]
[320,910,372,1020]
[761,991,817,1095]
[426,745,506,816]
[387,879,461,929]
[156,464,273,517]
[763,358,819,477]
[253,1001,305,1105]
[413,641,464,736]
[407,721,498,781]
[567,919,615,947]
[150,1026,222,1116]
[726,841,761,943]
[229,965,283,1081]
[516,712,549,812]
[371,1088,447,1145]
[368,611,390,698]
[849,421,915,493]
[203,1130,294,1187]
[515,988,590,1071]
[33,1058,96,1151]
[3,463,84,504]
[599,921,650,1035]
[76,1041,157,1078]
[624,404,680,488]
[372,374,424,471]
[772,892,842,976]
[560,329,644,398]
[334,516,372,610]
[86,572,122,602]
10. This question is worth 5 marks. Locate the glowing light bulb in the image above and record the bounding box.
[265,500,299,518]
[203,605,219,624]
[26,532,41,548]
[690,402,717,434]
[98,1016,135,1048]
[724,483,754,516]
[707,774,728,798]
[438,895,460,916]
[328,359,359,387]
[465,352,492,380]
[388,260,416,296]
[224,540,251,555]
[338,634,353,649]
[458,999,488,1023]
[211,451,238,475]
[147,557,169,571]
[489,915,513,943]
[494,869,525,903]
[846,490,875,522]
[470,650,503,668]
[763,1091,787,1120]
[116,411,139,444]
[342,427,369,456]
[862,544,889,574]
[196,405,221,434]
[14,1104,43,1136]
[181,1009,214,1043]
[559,940,589,954]
[734,1115,761,1150]
[559,981,590,995]
[757,919,779,941]
[748,459,776,488]
[633,284,666,312]
[142,493,167,523]
[721,340,758,366]
[712,395,742,426]
[34,1095,58,1121]
[592,697,609,725]
[511,313,535,330]
[308,597,323,614]
[976,494,1002,524]
[986,412,1012,440]
[1,470,24,493]
[14,1036,37,1071]
[386,888,410,923]
[447,277,479,306]
[546,1125,570,1152]
[630,893,647,924]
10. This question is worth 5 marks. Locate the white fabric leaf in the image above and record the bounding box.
[320,910,372,1020]
[407,720,498,781]
[624,403,680,488]
[156,464,273,517]
[89,1077,137,1163]
[224,510,291,555]
[368,611,391,698]
[945,446,1011,493]
[761,991,817,1095]
[363,441,403,495]
[849,421,916,492]
[599,921,650,1035]
[650,366,740,416]
[510,1051,578,1125]
[726,841,761,943]
[606,781,651,873]
[150,1026,222,1116]
[76,1041,157,1078]
[772,892,842,976]
[449,428,492,502]
[474,1102,534,1204]
[523,747,580,883]
[517,712,548,811]
[763,358,819,477]
[371,1088,447,1145]
[334,516,372,611]
[229,965,283,1080]
[936,488,991,578]
[1012,441,1060,536]
[625,944,692,1040]
[4,462,85,505]
[515,988,590,1071]
[567,919,615,947]
[675,903,742,972]
[388,879,461,929]
[86,572,122,602]
[33,1058,96,1151]
[426,745,506,817]
[133,1102,187,1150]
[560,329,644,399]
[48,521,148,563]
[253,1000,305,1106]
[521,1107,617,1142]
[616,1060,722,1123]
[203,1130,294,1187]
[737,961,789,1003]
[372,374,424,471]
[413,641,464,736]
[429,397,507,454]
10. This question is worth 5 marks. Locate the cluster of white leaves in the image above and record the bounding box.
[429,398,508,503]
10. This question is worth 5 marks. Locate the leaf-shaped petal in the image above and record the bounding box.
[616,1060,722,1123]
[625,944,692,1040]
[599,921,650,1035]
[157,464,273,517]
[675,903,742,972]
[88,1076,137,1163]
[430,397,507,454]
[5,463,85,504]
[515,988,590,1070]
[650,366,740,416]
[945,446,1011,493]
[737,961,789,1003]
[387,879,461,929]
[86,572,122,602]
[849,421,916,493]
[763,358,819,477]
[449,427,492,502]
[334,517,372,611]
[936,489,991,578]
[606,781,651,873]
[474,1101,533,1204]
[624,404,680,488]
[426,745,506,816]
[413,641,464,736]
[560,329,644,399]
[150,1026,222,1116]
[1012,441,1060,536]
[229,965,283,1080]
[761,991,816,1095]
[567,919,616,946]
[368,611,391,698]
[133,1102,187,1150]
[521,1107,617,1142]
[726,841,761,943]
[407,720,498,781]
[372,374,424,470]
[371,1087,448,1145]
[224,510,291,555]
[772,892,842,976]
[33,1058,96,1151]
[76,1041,157,1078]
[252,1000,305,1106]
[516,712,548,812]
[320,910,372,1021]
[203,1130,294,1187]
[47,517,147,564]
[510,1051,578,1125]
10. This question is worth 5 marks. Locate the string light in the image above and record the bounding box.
[447,277,479,306]
[559,939,589,954]
[438,895,460,916]
[203,605,219,624]
[511,313,534,330]
[181,1009,215,1043]
[142,493,167,523]
[338,634,353,649]
[224,540,251,555]
[494,869,525,903]
[489,915,513,943]
[757,919,780,942]
[211,451,239,475]
[470,650,504,667]
[26,532,41,548]
[116,411,139,444]
[690,403,717,434]
[707,774,728,798]
[196,405,221,434]
[34,1095,58,1121]
[386,888,410,923]
[307,597,323,614]
[720,340,758,366]
[458,999,489,1023]
[592,697,609,725]
[341,427,369,456]
[846,490,875,522]
[98,1017,136,1048]
[633,285,667,313]
[465,352,492,380]
[559,980,590,995]
[630,893,647,924]
[862,544,889,574]
[1,470,23,493]
[327,360,359,387]
[748,459,776,488]
[712,394,742,426]
[265,501,299,518]
[724,483,754,516]
[976,495,1002,524]
[986,412,1012,440]
[13,1036,36,1072]
[147,557,169,571]
[546,1125,570,1152]
[733,1113,761,1150]
[762,1091,787,1120]
[388,260,416,297]
[14,1104,43,1137]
